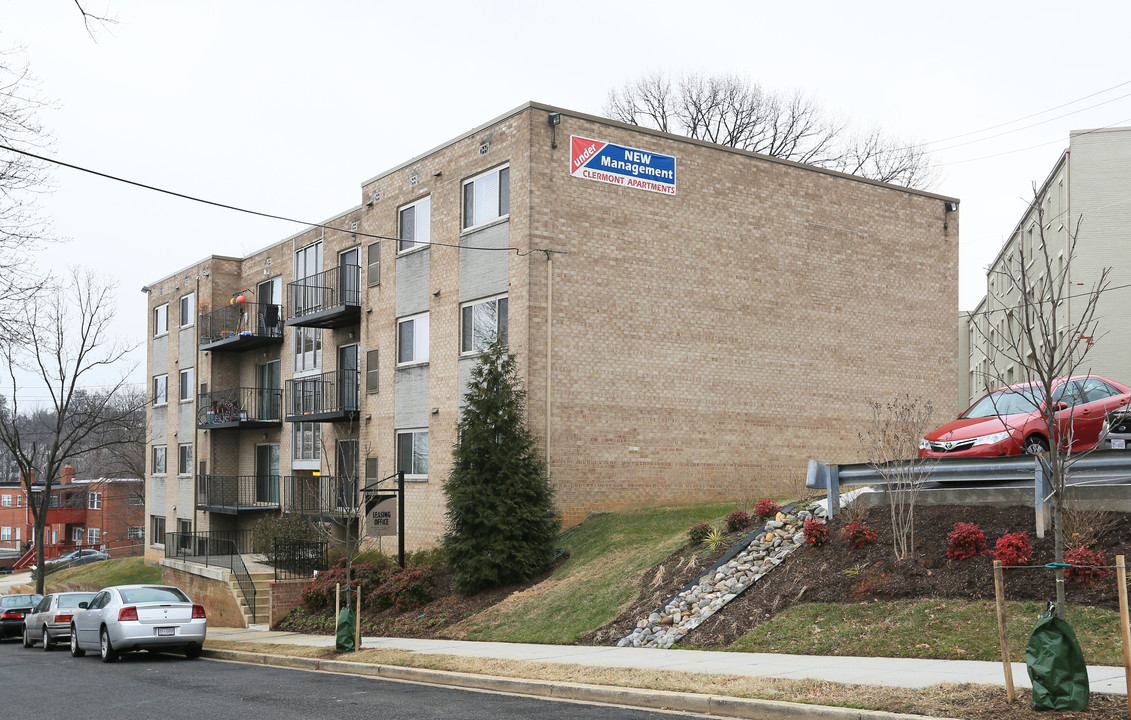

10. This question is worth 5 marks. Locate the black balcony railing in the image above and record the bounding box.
[284,369,361,423]
[197,387,282,428]
[199,302,284,351]
[164,530,256,561]
[286,264,361,328]
[196,475,280,513]
[273,537,328,581]
[283,475,358,520]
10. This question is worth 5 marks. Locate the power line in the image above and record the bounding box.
[936,116,1131,168]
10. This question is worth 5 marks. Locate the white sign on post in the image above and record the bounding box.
[368,497,398,537]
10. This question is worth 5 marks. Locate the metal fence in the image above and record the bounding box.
[287,264,361,319]
[196,475,280,511]
[285,369,360,418]
[197,387,283,425]
[164,530,255,565]
[273,537,327,581]
[283,475,357,519]
[199,302,284,346]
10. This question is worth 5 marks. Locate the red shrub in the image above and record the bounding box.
[992,532,1033,567]
[803,519,829,547]
[947,522,987,561]
[754,499,781,520]
[725,510,752,532]
[687,523,711,545]
[300,558,392,612]
[844,520,878,550]
[367,566,435,612]
[1064,547,1112,584]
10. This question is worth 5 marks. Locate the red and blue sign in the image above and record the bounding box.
[570,135,677,195]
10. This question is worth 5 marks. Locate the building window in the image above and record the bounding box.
[396,430,429,478]
[151,516,166,546]
[153,375,168,406]
[178,444,193,476]
[152,446,167,475]
[154,303,168,336]
[398,196,431,253]
[461,295,508,354]
[292,423,321,462]
[179,292,195,327]
[88,492,101,510]
[367,241,381,286]
[87,527,101,546]
[72,527,83,544]
[127,526,143,540]
[365,349,379,394]
[293,327,323,373]
[15,495,20,507]
[179,368,194,402]
[0,527,9,542]
[397,313,429,365]
[0,495,9,507]
[463,165,509,230]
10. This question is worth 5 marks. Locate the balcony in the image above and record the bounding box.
[284,370,360,423]
[196,475,280,514]
[197,387,282,430]
[283,475,357,521]
[199,302,284,352]
[30,488,88,525]
[285,264,362,329]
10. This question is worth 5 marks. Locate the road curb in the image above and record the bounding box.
[202,648,955,720]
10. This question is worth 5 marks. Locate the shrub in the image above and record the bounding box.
[946,522,987,561]
[251,514,319,556]
[725,510,752,532]
[992,532,1033,567]
[705,527,726,551]
[687,523,711,545]
[844,520,878,550]
[1064,546,1112,584]
[754,499,780,520]
[803,519,829,546]
[367,565,435,612]
[300,557,393,612]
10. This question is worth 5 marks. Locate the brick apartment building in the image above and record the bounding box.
[143,101,959,559]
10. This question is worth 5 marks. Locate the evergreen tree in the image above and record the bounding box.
[443,340,559,594]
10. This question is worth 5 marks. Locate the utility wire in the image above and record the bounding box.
[937,115,1131,168]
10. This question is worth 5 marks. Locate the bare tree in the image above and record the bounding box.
[0,268,138,593]
[71,1,118,39]
[858,395,938,560]
[603,71,934,188]
[971,189,1111,617]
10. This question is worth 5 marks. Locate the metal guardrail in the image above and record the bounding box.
[283,475,357,519]
[273,537,327,581]
[199,302,283,346]
[198,387,283,426]
[286,264,361,319]
[285,369,360,419]
[196,475,280,512]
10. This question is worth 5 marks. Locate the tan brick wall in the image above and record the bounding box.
[161,565,244,628]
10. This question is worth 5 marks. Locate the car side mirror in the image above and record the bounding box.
[1055,402,1069,411]
[78,602,88,609]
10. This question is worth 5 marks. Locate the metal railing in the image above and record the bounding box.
[196,475,280,511]
[283,475,357,519]
[199,302,284,346]
[286,264,361,319]
[197,387,282,425]
[285,369,360,419]
[164,531,257,623]
[273,537,328,581]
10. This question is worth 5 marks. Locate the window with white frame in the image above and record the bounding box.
[461,295,508,354]
[151,516,166,545]
[178,444,193,476]
[128,526,143,540]
[1,527,10,541]
[152,446,167,475]
[398,196,431,253]
[154,303,168,336]
[15,495,20,507]
[179,368,194,402]
[0,495,9,507]
[397,313,429,365]
[72,527,83,544]
[396,430,429,478]
[462,166,509,230]
[87,527,101,545]
[292,423,321,462]
[179,292,195,327]
[153,374,168,406]
[88,492,101,510]
[293,327,323,373]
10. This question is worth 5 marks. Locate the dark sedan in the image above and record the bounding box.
[1,593,44,641]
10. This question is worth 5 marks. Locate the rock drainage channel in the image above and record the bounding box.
[617,503,827,649]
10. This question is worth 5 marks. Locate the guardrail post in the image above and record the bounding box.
[805,459,821,490]
[1034,455,1049,539]
[827,464,840,519]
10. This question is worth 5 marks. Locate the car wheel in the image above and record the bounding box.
[184,644,202,659]
[42,626,52,651]
[99,627,118,663]
[70,625,85,658]
[22,627,33,648]
[1025,435,1050,454]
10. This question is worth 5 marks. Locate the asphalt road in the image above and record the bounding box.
[0,638,714,720]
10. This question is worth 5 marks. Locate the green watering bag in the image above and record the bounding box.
[1025,605,1089,711]
[335,606,357,653]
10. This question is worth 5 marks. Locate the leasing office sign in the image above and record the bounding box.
[570,135,677,195]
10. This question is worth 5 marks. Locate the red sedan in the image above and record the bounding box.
[920,376,1131,458]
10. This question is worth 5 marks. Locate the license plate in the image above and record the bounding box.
[1113,439,1126,450]
[157,627,175,637]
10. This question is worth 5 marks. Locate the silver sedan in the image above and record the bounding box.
[70,584,207,662]
[22,591,96,650]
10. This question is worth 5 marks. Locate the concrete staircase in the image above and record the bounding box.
[229,570,274,627]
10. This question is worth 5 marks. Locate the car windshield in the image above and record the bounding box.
[1,594,41,607]
[962,387,1044,419]
[57,593,96,608]
[118,587,190,604]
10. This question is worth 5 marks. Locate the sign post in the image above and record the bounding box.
[364,470,406,568]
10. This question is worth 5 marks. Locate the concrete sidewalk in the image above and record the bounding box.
[208,626,1129,696]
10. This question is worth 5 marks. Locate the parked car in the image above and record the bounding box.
[0,593,44,641]
[1100,402,1131,450]
[21,591,97,650]
[920,376,1131,458]
[45,548,110,567]
[70,584,206,662]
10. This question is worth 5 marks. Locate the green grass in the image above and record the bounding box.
[450,503,736,644]
[46,557,161,591]
[727,599,1128,666]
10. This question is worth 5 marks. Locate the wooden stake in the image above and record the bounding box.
[335,582,341,630]
[994,560,1017,703]
[355,585,362,652]
[1116,555,1131,719]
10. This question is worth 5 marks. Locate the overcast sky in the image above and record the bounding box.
[4,0,1131,394]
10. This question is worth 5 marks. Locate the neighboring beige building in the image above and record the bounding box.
[144,101,959,560]
[960,127,1131,408]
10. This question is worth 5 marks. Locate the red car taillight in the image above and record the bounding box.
[118,606,138,622]
[1,612,22,620]
[53,614,73,623]
[191,604,206,619]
